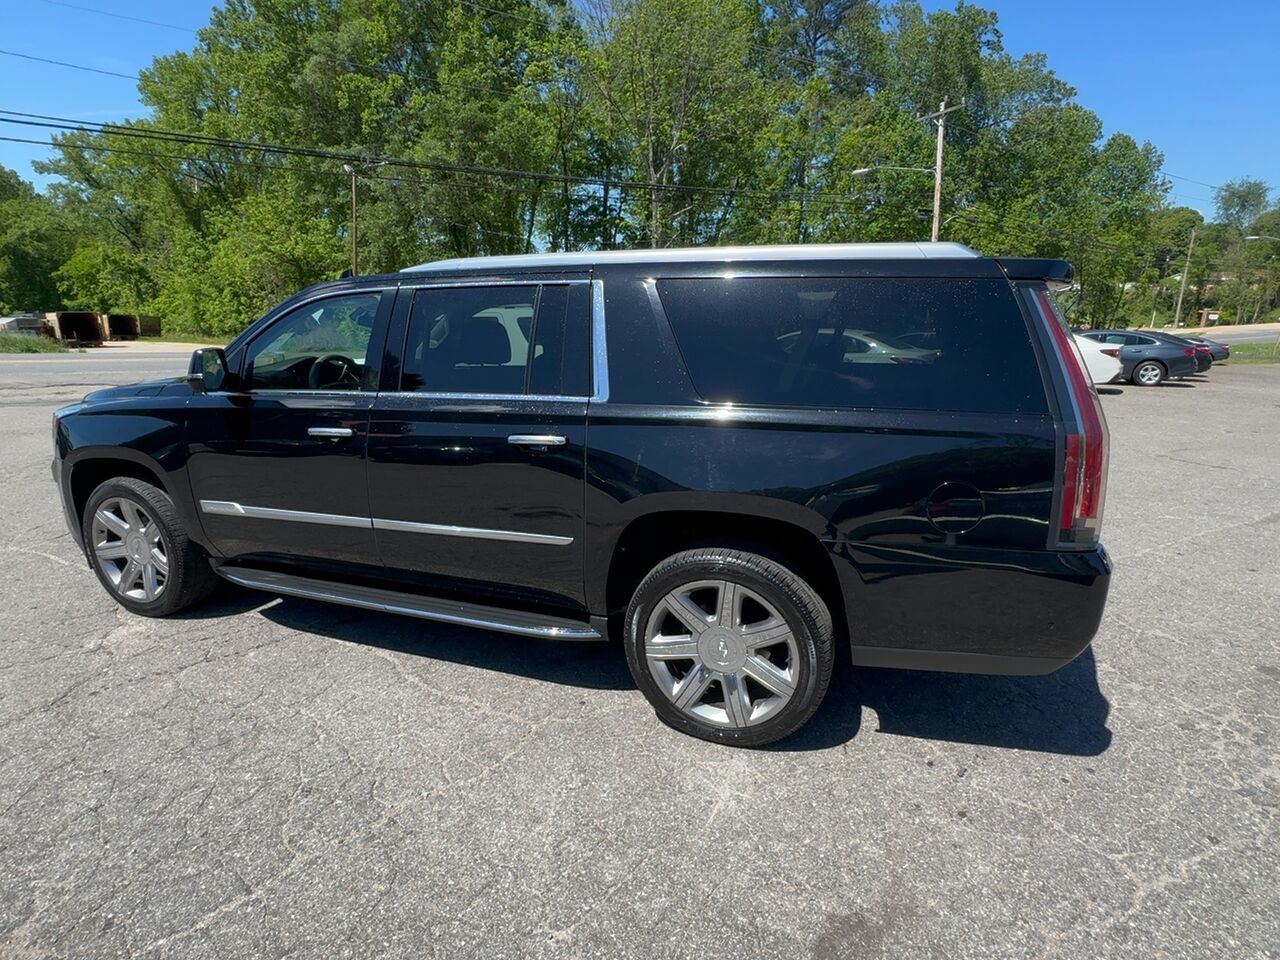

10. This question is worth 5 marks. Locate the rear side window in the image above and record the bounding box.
[401,284,589,396]
[656,277,1048,413]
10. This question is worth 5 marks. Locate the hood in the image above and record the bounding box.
[80,376,189,404]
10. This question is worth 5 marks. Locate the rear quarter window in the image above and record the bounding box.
[656,276,1048,414]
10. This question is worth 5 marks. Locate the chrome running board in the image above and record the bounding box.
[216,565,602,640]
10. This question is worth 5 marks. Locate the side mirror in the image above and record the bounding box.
[187,348,233,394]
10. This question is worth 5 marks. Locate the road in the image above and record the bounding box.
[1178,323,1280,345]
[0,348,192,385]
[1,351,1277,959]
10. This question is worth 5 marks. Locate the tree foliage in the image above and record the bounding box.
[3,0,1276,332]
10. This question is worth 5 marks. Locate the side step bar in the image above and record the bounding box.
[215,565,602,640]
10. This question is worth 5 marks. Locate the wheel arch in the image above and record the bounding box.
[599,505,847,646]
[67,449,172,532]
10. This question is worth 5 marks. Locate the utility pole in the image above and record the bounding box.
[342,160,386,275]
[920,99,965,242]
[1172,227,1197,328]
[345,165,358,275]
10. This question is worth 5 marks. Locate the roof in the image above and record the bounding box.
[404,241,981,273]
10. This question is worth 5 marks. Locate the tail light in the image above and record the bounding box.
[1183,348,1196,357]
[1101,348,1120,358]
[1028,288,1109,546]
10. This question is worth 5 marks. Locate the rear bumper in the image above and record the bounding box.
[832,542,1111,676]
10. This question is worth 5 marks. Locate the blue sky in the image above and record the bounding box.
[1,0,1276,217]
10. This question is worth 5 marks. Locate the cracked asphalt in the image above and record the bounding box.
[1,349,1277,959]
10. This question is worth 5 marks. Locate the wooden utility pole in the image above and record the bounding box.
[920,100,966,241]
[343,160,385,275]
[348,167,358,275]
[1172,227,1197,328]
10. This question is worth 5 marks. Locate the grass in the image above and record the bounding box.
[139,334,219,346]
[0,333,68,354]
[1223,341,1280,363]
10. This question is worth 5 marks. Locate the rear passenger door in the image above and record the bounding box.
[365,280,592,615]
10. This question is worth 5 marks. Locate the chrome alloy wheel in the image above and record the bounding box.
[90,496,169,602]
[644,579,800,728]
[1136,362,1162,385]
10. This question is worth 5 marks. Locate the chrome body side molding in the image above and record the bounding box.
[198,500,371,529]
[198,500,573,545]
[371,517,573,546]
[215,566,602,640]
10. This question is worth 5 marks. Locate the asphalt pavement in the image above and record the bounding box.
[1,350,1277,959]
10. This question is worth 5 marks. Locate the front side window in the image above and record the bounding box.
[400,284,589,396]
[245,293,381,391]
[657,277,1049,414]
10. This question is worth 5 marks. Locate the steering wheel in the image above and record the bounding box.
[307,353,361,390]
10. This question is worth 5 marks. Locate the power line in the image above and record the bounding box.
[0,48,135,79]
[34,0,196,33]
[0,108,882,207]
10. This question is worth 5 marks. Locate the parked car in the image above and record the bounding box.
[1147,330,1212,373]
[1079,330,1198,386]
[1073,333,1123,386]
[52,243,1112,747]
[1180,335,1230,362]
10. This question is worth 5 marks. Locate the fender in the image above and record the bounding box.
[54,397,209,555]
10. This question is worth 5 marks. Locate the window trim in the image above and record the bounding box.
[238,287,393,393]
[393,278,602,401]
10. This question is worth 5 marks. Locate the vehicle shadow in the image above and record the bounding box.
[247,589,634,691]
[190,585,1112,752]
[769,647,1111,756]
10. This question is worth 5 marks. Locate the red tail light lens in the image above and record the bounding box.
[1029,289,1109,545]
[1101,348,1120,358]
[1183,348,1195,357]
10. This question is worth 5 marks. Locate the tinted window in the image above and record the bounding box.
[528,284,591,396]
[1131,335,1157,345]
[402,284,589,396]
[657,277,1047,413]
[246,292,380,391]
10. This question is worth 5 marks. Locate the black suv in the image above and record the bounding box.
[52,242,1111,747]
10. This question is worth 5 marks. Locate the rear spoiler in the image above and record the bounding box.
[996,258,1073,291]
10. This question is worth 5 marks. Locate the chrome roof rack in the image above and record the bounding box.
[403,241,981,273]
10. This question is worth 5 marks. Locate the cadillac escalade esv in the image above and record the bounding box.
[52,242,1111,746]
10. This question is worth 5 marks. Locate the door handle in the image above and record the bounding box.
[308,426,354,440]
[507,434,567,447]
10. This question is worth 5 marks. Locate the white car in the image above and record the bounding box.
[1073,333,1122,386]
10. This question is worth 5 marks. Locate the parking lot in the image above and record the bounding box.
[1,351,1277,959]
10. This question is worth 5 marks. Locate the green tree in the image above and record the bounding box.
[0,166,74,313]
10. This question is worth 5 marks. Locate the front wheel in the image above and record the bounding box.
[1132,360,1165,386]
[624,548,835,747]
[83,477,217,617]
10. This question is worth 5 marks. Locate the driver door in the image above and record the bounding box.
[185,287,394,571]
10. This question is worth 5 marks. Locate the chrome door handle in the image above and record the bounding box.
[507,434,566,447]
[308,426,354,440]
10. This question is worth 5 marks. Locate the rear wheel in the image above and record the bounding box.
[83,477,216,617]
[1133,360,1165,386]
[624,547,834,747]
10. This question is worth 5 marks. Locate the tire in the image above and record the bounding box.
[624,547,835,748]
[82,477,217,617]
[1132,360,1165,386]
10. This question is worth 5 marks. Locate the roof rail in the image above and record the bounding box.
[404,241,982,273]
